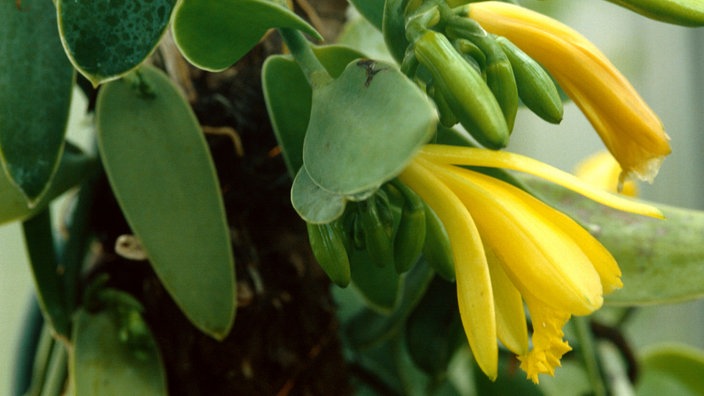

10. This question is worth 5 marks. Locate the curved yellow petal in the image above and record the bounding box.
[421,158,603,315]
[485,245,529,355]
[468,1,671,181]
[418,145,662,219]
[399,160,498,379]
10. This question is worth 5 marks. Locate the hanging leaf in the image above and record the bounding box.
[0,0,74,204]
[96,65,235,339]
[172,0,321,72]
[57,0,175,85]
[1,143,97,226]
[71,290,167,396]
[524,177,704,306]
[637,344,704,396]
[262,45,366,177]
[22,210,71,338]
[303,59,437,196]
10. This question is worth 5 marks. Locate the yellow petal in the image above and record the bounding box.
[418,145,663,219]
[468,1,671,181]
[399,160,498,379]
[485,245,529,355]
[575,151,638,197]
[519,296,573,384]
[420,158,603,315]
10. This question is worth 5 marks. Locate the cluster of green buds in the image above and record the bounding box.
[384,0,563,149]
[306,179,455,287]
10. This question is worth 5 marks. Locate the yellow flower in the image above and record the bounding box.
[467,1,671,182]
[574,151,639,197]
[399,144,661,382]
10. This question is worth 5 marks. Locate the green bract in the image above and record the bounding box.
[172,0,321,71]
[0,0,74,203]
[96,66,235,340]
[57,0,175,85]
[303,59,438,196]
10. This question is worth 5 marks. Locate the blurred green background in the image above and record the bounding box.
[2,0,703,393]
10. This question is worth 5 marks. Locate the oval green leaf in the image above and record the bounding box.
[96,65,235,339]
[0,0,74,203]
[303,59,437,195]
[71,291,167,396]
[262,45,366,177]
[57,0,175,85]
[523,177,704,306]
[291,167,346,224]
[172,0,321,72]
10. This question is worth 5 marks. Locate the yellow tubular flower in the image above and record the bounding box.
[468,1,671,182]
[398,144,661,382]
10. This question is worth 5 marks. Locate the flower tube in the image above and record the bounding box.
[467,1,671,182]
[399,144,661,382]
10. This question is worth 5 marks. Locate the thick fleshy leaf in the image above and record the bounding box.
[291,167,346,224]
[637,344,704,396]
[303,59,437,195]
[71,290,167,396]
[0,0,74,203]
[96,66,235,339]
[172,0,320,72]
[525,177,704,305]
[57,0,175,85]
[1,143,96,225]
[262,46,366,177]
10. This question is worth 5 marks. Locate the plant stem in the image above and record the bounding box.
[574,316,607,396]
[277,28,332,89]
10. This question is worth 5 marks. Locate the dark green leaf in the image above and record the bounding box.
[71,290,167,396]
[57,0,174,85]
[22,210,71,338]
[303,59,437,195]
[172,0,320,72]
[405,276,465,375]
[96,66,235,339]
[346,260,434,348]
[0,0,74,203]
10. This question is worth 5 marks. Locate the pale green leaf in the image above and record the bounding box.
[172,0,321,72]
